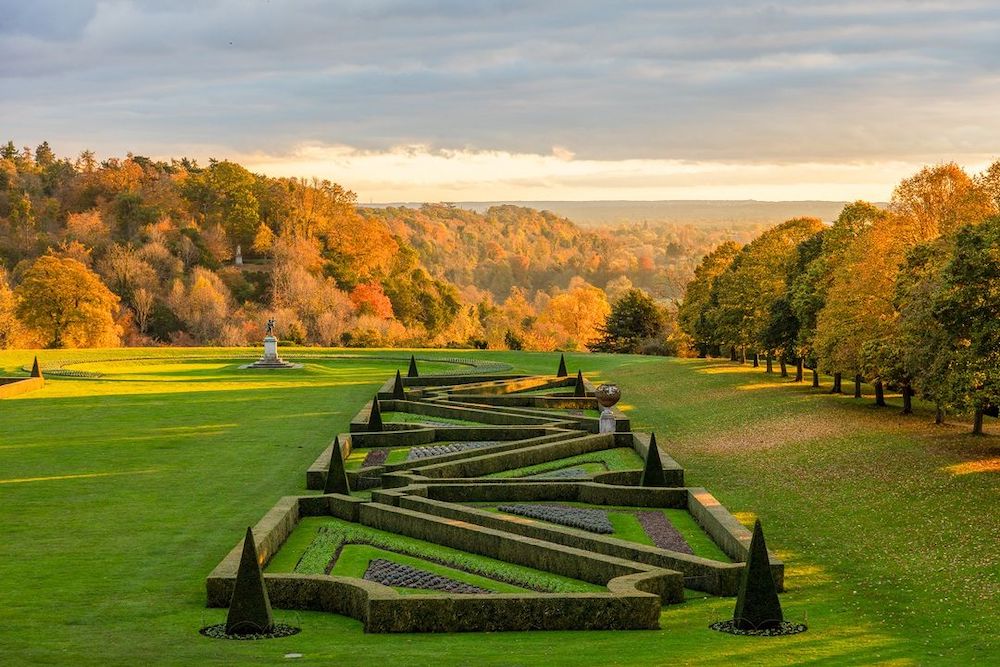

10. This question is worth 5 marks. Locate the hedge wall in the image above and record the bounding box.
[356,502,684,603]
[0,376,44,399]
[410,433,615,479]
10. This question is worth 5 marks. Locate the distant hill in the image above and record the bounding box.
[363,200,863,228]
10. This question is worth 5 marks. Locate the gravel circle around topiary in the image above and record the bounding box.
[635,510,694,554]
[497,503,614,533]
[708,620,807,637]
[406,441,501,460]
[199,623,301,640]
[363,558,492,594]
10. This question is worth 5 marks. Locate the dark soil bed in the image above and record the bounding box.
[199,623,301,640]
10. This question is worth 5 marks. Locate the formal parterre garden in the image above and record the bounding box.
[0,347,996,665]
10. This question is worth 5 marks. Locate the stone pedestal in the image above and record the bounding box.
[599,408,617,434]
[242,336,299,369]
[263,336,278,361]
[595,383,621,434]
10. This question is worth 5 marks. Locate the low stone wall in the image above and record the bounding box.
[410,433,615,479]
[687,487,784,591]
[396,495,742,596]
[350,398,559,432]
[207,494,675,632]
[307,428,581,490]
[0,377,44,399]
[212,573,664,632]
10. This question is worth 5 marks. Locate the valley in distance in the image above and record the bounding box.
[363,200,862,228]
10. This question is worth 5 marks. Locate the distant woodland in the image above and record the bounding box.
[0,141,752,352]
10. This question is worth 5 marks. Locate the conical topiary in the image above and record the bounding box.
[733,519,783,630]
[557,354,568,377]
[30,356,43,379]
[324,436,350,495]
[368,395,383,431]
[392,370,406,400]
[408,355,419,378]
[640,433,666,487]
[574,370,586,397]
[225,527,274,635]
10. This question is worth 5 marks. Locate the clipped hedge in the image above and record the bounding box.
[687,487,784,591]
[356,502,683,604]
[207,494,672,632]
[0,376,44,399]
[396,495,740,596]
[411,433,616,479]
[220,573,664,632]
[627,432,685,486]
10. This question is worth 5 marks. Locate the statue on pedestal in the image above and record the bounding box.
[243,318,298,369]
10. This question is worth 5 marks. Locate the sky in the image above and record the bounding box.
[3,0,999,202]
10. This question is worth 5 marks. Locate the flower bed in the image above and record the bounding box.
[407,441,501,461]
[363,558,491,594]
[497,504,614,534]
[635,510,693,554]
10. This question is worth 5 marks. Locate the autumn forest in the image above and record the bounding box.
[0,141,755,352]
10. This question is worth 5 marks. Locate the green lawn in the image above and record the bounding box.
[0,348,996,665]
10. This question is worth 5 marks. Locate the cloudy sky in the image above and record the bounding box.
[3,1,999,201]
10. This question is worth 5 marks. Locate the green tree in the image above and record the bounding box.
[932,217,1000,433]
[710,218,824,362]
[183,161,261,249]
[34,141,55,168]
[678,241,740,357]
[591,288,666,353]
[792,202,884,388]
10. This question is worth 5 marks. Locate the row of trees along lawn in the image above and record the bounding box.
[0,141,694,352]
[678,162,1000,434]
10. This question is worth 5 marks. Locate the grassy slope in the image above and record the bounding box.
[0,349,996,665]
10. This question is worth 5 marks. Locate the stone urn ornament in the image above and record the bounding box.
[595,383,621,433]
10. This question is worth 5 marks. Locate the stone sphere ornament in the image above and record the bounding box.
[595,383,621,409]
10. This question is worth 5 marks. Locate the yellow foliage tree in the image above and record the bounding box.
[14,255,121,348]
[536,279,611,351]
[0,268,23,348]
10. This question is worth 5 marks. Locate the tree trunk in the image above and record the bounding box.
[812,367,819,388]
[973,408,984,435]
[831,372,842,393]
[779,357,788,377]
[765,353,773,373]
[795,358,804,382]
[752,353,759,368]
[874,380,886,407]
[901,385,913,415]
[935,406,944,425]
[730,346,737,362]
[854,374,862,398]
[740,346,746,364]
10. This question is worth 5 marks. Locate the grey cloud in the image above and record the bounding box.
[1,0,999,163]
